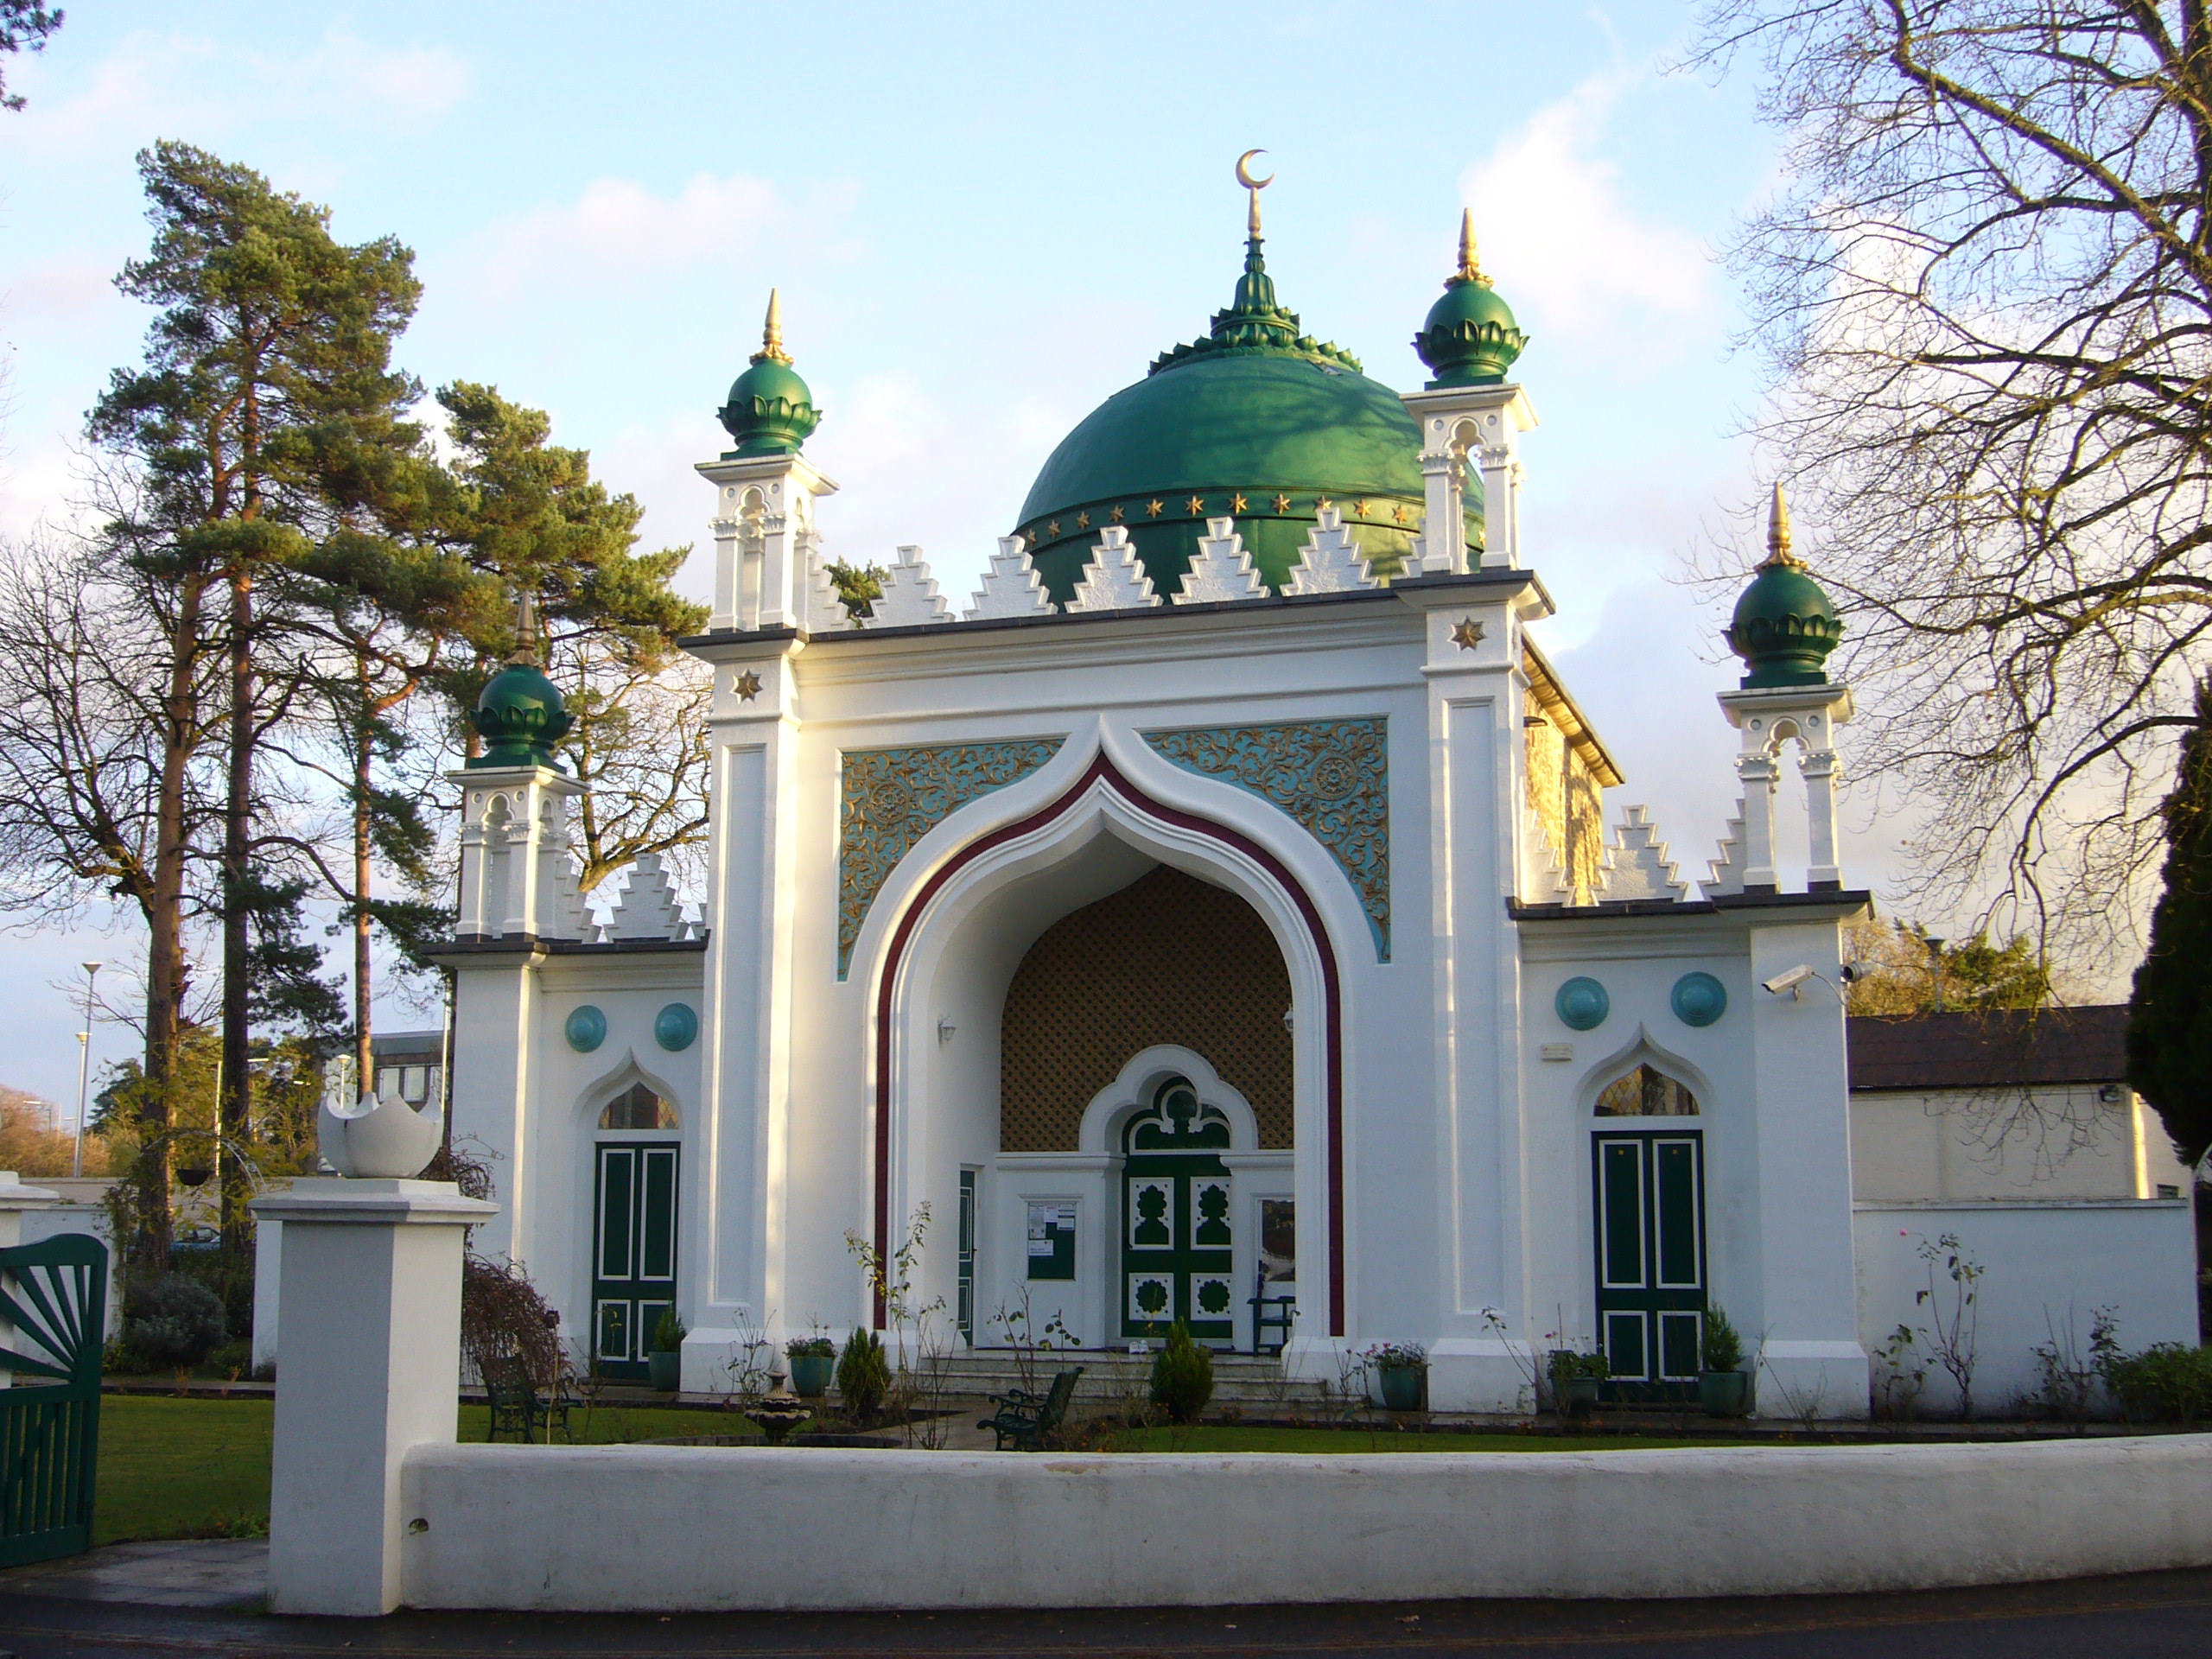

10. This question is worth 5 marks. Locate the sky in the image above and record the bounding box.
[0,2,1916,1110]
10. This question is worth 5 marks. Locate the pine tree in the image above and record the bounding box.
[2127,679,2212,1166]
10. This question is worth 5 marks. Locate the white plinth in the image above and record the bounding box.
[250,1178,497,1616]
[0,1169,60,1248]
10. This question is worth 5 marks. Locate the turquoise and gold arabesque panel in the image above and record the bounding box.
[838,739,1066,977]
[1142,718,1389,959]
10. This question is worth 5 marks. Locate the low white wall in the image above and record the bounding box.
[402,1436,2212,1611]
[1855,1200,2198,1416]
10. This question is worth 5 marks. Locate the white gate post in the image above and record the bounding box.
[251,1178,497,1615]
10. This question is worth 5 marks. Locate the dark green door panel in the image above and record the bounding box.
[1121,1077,1235,1343]
[1592,1132,1706,1404]
[593,1141,678,1382]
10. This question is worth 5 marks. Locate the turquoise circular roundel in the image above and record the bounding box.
[563,1005,607,1053]
[655,1002,699,1052]
[1554,977,1610,1032]
[1672,972,1728,1027]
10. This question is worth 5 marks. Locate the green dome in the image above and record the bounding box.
[1726,486,1845,688]
[1414,214,1528,388]
[467,662,574,769]
[1014,229,1478,604]
[717,290,821,458]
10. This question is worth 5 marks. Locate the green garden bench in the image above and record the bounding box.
[979,1365,1084,1451]
[485,1354,575,1443]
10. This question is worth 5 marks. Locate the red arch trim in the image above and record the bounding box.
[869,753,1345,1336]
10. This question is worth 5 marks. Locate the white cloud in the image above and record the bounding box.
[11,27,467,151]
[465,173,791,296]
[1460,71,1715,366]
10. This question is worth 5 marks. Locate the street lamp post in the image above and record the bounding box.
[71,960,103,1179]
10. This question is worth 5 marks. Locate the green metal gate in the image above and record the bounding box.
[1592,1131,1705,1405]
[1,1233,106,1567]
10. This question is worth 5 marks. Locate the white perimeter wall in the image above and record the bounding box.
[401,1436,2212,1611]
[1855,1199,2198,1415]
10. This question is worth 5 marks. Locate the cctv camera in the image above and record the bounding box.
[1761,965,1816,997]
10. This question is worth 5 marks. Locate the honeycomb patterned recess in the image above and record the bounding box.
[838,738,1066,976]
[1143,717,1389,958]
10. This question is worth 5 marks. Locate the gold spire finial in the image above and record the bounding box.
[1235,149,1274,239]
[753,288,791,365]
[1763,481,1801,569]
[1456,207,1488,284]
[509,588,538,666]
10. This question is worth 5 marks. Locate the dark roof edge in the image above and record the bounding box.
[1510,889,1872,922]
[426,934,709,964]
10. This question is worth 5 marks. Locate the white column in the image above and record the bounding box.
[251,1178,496,1616]
[1802,747,1842,889]
[1402,385,1538,574]
[1734,751,1780,893]
[696,455,839,635]
[1417,438,1465,573]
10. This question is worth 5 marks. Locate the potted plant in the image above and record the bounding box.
[647,1308,687,1393]
[1364,1341,1429,1411]
[1698,1306,1750,1418]
[1548,1346,1608,1417]
[785,1332,836,1400]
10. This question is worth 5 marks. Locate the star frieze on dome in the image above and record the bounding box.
[1143,718,1389,959]
[838,738,1066,976]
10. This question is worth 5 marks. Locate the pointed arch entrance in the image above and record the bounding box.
[867,753,1346,1336]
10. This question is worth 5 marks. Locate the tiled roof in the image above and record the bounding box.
[1847,1007,2127,1091]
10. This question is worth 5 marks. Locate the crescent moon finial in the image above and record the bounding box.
[1235,149,1275,238]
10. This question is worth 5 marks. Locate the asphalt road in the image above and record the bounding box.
[4,1568,2212,1658]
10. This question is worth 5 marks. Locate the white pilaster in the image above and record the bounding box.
[252,1178,497,1615]
[1717,684,1855,894]
[450,766,587,941]
[696,454,840,633]
[1402,384,1539,572]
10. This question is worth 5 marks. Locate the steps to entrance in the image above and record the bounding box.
[927,1349,1326,1410]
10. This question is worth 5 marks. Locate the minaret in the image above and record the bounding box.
[701,289,841,633]
[1714,484,1854,892]
[1402,210,1537,572]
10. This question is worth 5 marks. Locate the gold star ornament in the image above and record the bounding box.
[1047,519,1061,538]
[1352,499,1371,518]
[1110,504,1126,524]
[1147,499,1165,518]
[1076,511,1090,531]
[1450,617,1485,652]
[1271,493,1290,513]
[1185,495,1205,516]
[734,670,764,701]
[1231,493,1248,512]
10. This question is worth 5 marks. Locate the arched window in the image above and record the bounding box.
[1594,1064,1699,1118]
[598,1082,678,1131]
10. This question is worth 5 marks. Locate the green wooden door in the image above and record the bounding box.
[0,1233,106,1567]
[593,1141,678,1381]
[1592,1132,1705,1404]
[1121,1077,1236,1343]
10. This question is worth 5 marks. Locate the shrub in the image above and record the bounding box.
[460,1253,563,1391]
[1701,1306,1745,1373]
[1149,1321,1214,1424]
[2101,1341,2212,1422]
[124,1273,227,1369]
[836,1327,891,1423]
[1548,1347,1610,1382]
[651,1308,688,1354]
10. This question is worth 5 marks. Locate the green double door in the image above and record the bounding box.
[1122,1077,1236,1343]
[593,1141,677,1381]
[1592,1131,1705,1403]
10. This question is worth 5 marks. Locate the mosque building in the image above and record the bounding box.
[432,168,2195,1415]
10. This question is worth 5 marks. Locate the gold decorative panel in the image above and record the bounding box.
[1000,866,1294,1151]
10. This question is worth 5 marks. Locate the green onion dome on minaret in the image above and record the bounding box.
[467,594,575,769]
[1014,156,1481,604]
[1726,485,1846,688]
[717,289,821,458]
[1413,211,1529,388]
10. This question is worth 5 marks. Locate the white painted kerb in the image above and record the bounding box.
[402,1435,2212,1611]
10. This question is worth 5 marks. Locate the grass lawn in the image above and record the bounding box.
[92,1396,763,1546]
